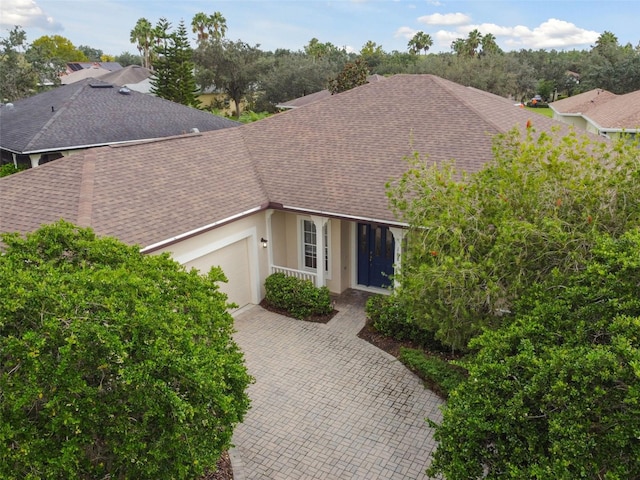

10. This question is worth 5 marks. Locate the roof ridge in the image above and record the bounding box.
[24,82,87,152]
[430,75,507,134]
[76,149,96,227]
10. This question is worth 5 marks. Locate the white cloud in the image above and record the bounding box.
[0,0,63,31]
[418,12,472,26]
[394,26,419,40]
[427,0,443,6]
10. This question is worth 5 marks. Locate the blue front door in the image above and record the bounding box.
[357,223,394,288]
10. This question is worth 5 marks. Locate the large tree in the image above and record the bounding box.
[191,11,227,47]
[30,35,88,62]
[130,17,155,69]
[0,27,39,101]
[408,31,433,55]
[428,229,640,479]
[0,221,251,479]
[387,127,640,351]
[150,19,201,108]
[327,58,369,94]
[194,38,266,117]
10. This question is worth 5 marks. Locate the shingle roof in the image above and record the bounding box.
[0,79,240,154]
[550,89,617,115]
[583,90,640,129]
[276,75,387,109]
[1,74,576,248]
[61,66,111,84]
[96,65,152,87]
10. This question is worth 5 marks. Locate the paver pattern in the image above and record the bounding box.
[231,291,444,479]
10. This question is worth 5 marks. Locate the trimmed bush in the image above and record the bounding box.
[399,347,467,398]
[264,272,332,319]
[365,294,447,352]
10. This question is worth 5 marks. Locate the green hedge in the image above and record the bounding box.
[399,347,467,398]
[365,294,447,352]
[264,272,332,319]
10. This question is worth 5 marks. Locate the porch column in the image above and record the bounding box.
[265,209,274,275]
[311,215,328,288]
[389,227,405,290]
[29,154,41,168]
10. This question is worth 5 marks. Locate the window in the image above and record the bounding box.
[301,219,329,274]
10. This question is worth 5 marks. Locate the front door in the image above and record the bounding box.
[357,223,394,288]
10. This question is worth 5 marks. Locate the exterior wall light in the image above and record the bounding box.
[261,237,268,248]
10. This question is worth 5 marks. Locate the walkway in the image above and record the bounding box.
[230,290,444,479]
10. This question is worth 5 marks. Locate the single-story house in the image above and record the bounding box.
[0,78,240,168]
[61,66,111,85]
[1,74,569,311]
[550,88,640,138]
[96,65,153,93]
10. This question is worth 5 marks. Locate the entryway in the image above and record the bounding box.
[357,223,395,288]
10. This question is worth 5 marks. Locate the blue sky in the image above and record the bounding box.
[2,0,639,56]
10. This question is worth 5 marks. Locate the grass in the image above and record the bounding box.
[525,106,553,118]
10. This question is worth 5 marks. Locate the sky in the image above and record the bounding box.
[2,0,639,57]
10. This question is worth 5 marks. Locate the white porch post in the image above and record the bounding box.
[265,209,274,276]
[389,227,405,290]
[310,215,328,287]
[29,154,41,168]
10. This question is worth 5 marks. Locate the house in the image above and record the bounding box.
[66,62,123,74]
[0,74,570,311]
[96,65,153,93]
[61,65,111,85]
[0,78,240,168]
[550,88,640,138]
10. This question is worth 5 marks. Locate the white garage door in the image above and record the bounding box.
[184,238,252,310]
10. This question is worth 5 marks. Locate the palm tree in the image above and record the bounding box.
[466,29,483,57]
[209,11,227,42]
[191,12,211,46]
[451,38,467,56]
[130,18,154,69]
[480,33,501,55]
[408,31,433,55]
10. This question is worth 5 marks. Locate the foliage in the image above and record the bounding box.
[236,110,271,123]
[365,294,446,352]
[150,19,201,108]
[327,58,369,94]
[398,348,466,398]
[264,273,332,320]
[256,51,340,111]
[130,18,155,69]
[114,51,142,67]
[387,127,640,351]
[194,39,266,117]
[0,27,39,102]
[0,221,252,479]
[407,31,433,55]
[427,230,640,479]
[0,163,26,177]
[30,35,88,62]
[78,45,103,62]
[191,11,227,46]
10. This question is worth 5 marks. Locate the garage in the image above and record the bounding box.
[184,237,253,310]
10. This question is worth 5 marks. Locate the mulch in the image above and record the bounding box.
[200,451,233,480]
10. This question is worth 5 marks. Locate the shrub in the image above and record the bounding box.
[264,272,332,319]
[0,163,25,177]
[365,294,447,352]
[0,221,252,480]
[398,347,467,398]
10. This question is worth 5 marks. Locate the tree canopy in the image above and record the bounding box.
[0,221,252,479]
[427,229,640,479]
[387,126,640,351]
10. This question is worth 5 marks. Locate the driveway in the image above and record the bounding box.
[230,290,444,479]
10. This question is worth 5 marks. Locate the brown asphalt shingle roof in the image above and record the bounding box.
[1,74,575,248]
[584,90,640,129]
[550,89,617,115]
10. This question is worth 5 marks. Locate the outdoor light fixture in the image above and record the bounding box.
[261,237,268,248]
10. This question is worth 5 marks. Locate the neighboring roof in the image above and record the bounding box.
[97,65,152,87]
[0,79,240,155]
[550,89,617,115]
[61,66,111,85]
[1,74,575,249]
[67,62,123,72]
[581,89,640,130]
[277,74,387,109]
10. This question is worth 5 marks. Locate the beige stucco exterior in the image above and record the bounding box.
[150,208,393,312]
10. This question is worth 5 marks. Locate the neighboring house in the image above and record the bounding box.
[61,65,111,85]
[550,88,640,138]
[1,74,571,311]
[97,65,153,93]
[66,62,123,74]
[0,78,240,168]
[276,74,386,110]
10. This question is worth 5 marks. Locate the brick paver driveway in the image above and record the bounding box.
[230,290,444,479]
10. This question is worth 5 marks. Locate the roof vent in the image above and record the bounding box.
[118,86,131,95]
[190,127,200,133]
